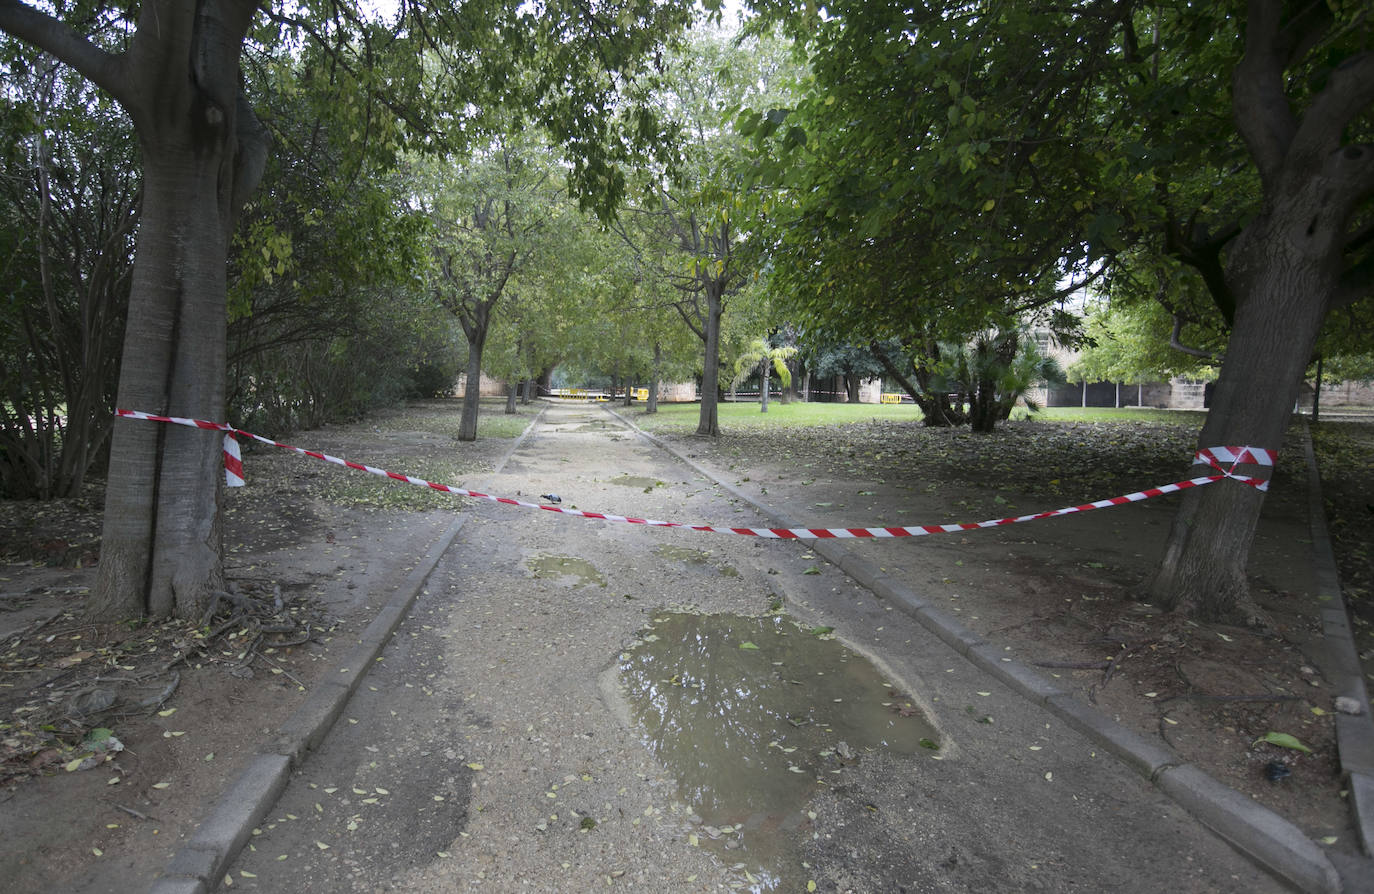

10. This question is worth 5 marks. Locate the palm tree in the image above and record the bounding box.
[939,329,1065,432]
[731,338,798,413]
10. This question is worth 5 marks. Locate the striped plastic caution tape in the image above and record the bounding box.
[116,409,1275,540]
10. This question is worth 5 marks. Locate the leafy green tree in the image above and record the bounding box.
[745,0,1374,621]
[226,40,439,434]
[0,0,699,620]
[938,330,1066,432]
[616,26,797,435]
[1069,298,1220,389]
[805,340,885,404]
[484,206,617,412]
[423,134,578,441]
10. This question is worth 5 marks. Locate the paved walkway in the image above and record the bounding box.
[155,402,1361,892]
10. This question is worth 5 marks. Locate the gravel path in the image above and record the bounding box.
[220,402,1283,893]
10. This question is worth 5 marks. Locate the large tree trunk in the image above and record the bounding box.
[1149,214,1330,621]
[93,161,231,620]
[84,1,264,622]
[1149,0,1371,623]
[695,278,723,436]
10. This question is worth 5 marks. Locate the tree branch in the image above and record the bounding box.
[1165,213,1241,324]
[230,91,270,243]
[1289,51,1374,174]
[1231,0,1298,188]
[869,340,923,402]
[0,0,127,102]
[1169,314,1220,361]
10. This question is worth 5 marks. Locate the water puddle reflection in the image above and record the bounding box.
[618,612,938,890]
[525,555,606,588]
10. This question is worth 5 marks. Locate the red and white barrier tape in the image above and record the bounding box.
[116,409,1275,540]
[223,433,245,487]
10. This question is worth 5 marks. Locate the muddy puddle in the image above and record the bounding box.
[609,474,664,491]
[653,545,740,577]
[572,420,625,432]
[616,612,939,891]
[525,554,606,588]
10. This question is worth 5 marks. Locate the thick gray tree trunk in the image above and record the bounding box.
[1149,1,1373,622]
[1150,198,1333,621]
[96,158,233,620]
[0,1,266,621]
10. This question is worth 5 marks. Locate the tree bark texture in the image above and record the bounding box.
[1149,189,1337,620]
[1150,0,1373,621]
[55,0,265,622]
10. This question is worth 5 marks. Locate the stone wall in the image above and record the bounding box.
[1299,379,1374,409]
[654,382,697,402]
[453,372,508,398]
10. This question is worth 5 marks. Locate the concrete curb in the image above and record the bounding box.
[614,409,1356,894]
[1302,424,1374,860]
[148,405,549,894]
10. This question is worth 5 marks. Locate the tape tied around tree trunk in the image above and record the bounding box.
[116,409,1276,539]
[1193,445,1276,492]
[223,433,244,487]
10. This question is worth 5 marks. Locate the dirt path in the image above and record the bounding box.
[5,399,1366,892]
[0,403,517,894]
[215,402,1284,893]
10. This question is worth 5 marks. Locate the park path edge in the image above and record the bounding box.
[609,405,1372,894]
[145,405,549,894]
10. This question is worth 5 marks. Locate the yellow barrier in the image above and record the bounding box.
[881,392,903,404]
[633,388,648,400]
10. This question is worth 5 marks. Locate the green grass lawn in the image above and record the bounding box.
[1016,406,1209,425]
[628,400,925,432]
[473,401,542,439]
[628,400,1206,432]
